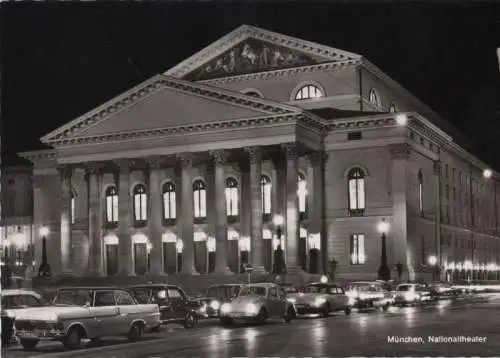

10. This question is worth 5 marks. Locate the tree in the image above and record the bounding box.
[272,245,287,274]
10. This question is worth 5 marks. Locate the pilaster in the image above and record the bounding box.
[58,164,73,275]
[282,143,300,269]
[85,162,103,276]
[147,158,164,275]
[308,151,326,273]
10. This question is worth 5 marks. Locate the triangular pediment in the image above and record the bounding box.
[40,75,300,145]
[165,25,361,80]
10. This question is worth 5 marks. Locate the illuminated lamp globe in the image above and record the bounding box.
[377,219,390,234]
[273,215,285,226]
[320,275,328,284]
[483,169,493,179]
[395,114,408,126]
[428,255,437,266]
[39,226,50,237]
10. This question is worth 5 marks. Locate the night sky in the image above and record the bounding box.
[2,3,500,168]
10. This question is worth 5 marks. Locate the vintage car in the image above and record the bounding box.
[277,283,300,295]
[428,283,462,299]
[288,283,351,317]
[14,286,160,350]
[1,289,46,346]
[196,284,243,318]
[393,284,432,306]
[129,284,201,328]
[345,281,394,311]
[219,283,295,325]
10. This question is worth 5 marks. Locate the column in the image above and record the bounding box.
[147,158,164,275]
[245,146,265,272]
[390,144,411,280]
[433,160,442,278]
[210,150,232,274]
[178,154,196,274]
[308,151,326,273]
[116,160,134,276]
[86,163,103,276]
[58,165,73,274]
[283,143,300,270]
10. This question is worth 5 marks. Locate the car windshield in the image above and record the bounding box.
[206,286,240,300]
[347,284,374,292]
[283,287,298,294]
[53,290,93,306]
[1,295,47,309]
[305,286,329,294]
[397,285,413,292]
[239,286,267,296]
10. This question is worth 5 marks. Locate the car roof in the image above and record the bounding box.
[2,289,41,298]
[128,284,180,289]
[243,283,276,288]
[349,281,381,285]
[56,286,129,291]
[207,284,243,288]
[308,282,341,287]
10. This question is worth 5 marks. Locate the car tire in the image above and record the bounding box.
[283,307,294,323]
[344,307,352,315]
[182,312,197,329]
[63,327,83,350]
[127,323,144,342]
[256,308,267,324]
[321,303,330,318]
[20,338,39,350]
[220,317,233,326]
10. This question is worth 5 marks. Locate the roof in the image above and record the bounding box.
[2,289,41,297]
[307,107,380,120]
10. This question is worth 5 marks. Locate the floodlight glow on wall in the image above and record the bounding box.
[395,114,408,126]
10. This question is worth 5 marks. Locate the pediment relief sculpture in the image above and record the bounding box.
[185,38,324,81]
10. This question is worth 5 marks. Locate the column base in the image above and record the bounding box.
[146,271,166,276]
[181,270,200,275]
[118,271,136,277]
[85,269,104,277]
[249,265,267,274]
[213,266,234,275]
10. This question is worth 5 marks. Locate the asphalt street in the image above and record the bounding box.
[4,297,500,358]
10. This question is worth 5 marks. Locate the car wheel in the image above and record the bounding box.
[127,322,144,342]
[321,303,330,318]
[256,307,267,324]
[344,307,352,315]
[283,307,294,323]
[150,325,161,333]
[220,317,233,326]
[183,312,197,329]
[20,338,39,350]
[63,327,83,350]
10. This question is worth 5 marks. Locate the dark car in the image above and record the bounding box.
[428,283,462,300]
[197,284,243,318]
[129,284,200,329]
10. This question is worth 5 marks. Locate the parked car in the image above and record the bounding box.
[129,284,200,329]
[428,283,462,300]
[345,281,394,311]
[393,284,432,306]
[1,289,46,346]
[219,283,295,325]
[196,284,243,318]
[14,286,160,350]
[277,283,300,295]
[288,282,351,317]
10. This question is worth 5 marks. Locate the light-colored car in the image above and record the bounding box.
[14,286,160,350]
[393,284,432,306]
[288,283,351,317]
[219,283,295,325]
[345,281,394,311]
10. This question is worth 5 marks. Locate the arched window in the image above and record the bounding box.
[348,168,366,215]
[295,85,324,100]
[133,184,147,221]
[244,91,262,98]
[418,170,424,215]
[225,177,239,216]
[105,186,119,223]
[193,180,207,218]
[389,103,397,113]
[162,182,176,220]
[70,190,76,224]
[369,89,380,107]
[298,173,307,213]
[260,175,272,214]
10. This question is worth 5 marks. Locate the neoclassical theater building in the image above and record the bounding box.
[18,25,500,281]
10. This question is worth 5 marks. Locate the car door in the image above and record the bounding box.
[91,290,121,336]
[267,287,281,317]
[276,287,288,316]
[167,286,187,319]
[114,290,139,332]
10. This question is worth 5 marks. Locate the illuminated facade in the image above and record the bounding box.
[18,25,500,281]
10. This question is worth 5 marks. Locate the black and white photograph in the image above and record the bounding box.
[1,1,500,357]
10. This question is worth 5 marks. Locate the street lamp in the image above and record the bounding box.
[38,226,51,277]
[377,218,391,281]
[483,169,493,179]
[428,255,437,281]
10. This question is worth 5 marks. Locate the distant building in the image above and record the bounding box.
[18,25,500,281]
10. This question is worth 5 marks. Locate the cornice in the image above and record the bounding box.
[164,24,361,79]
[198,60,360,85]
[18,149,57,161]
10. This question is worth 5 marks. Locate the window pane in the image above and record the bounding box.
[419,184,423,212]
[349,180,358,209]
[225,188,231,215]
[141,194,147,220]
[106,197,112,222]
[357,179,365,209]
[231,188,239,216]
[264,184,272,214]
[200,189,207,218]
[134,194,141,221]
[163,193,169,219]
[193,191,200,218]
[113,196,118,222]
[358,235,365,264]
[171,192,176,219]
[71,197,75,224]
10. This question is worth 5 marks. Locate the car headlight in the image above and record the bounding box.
[199,303,207,313]
[313,297,326,307]
[244,303,259,315]
[220,303,232,314]
[348,297,356,306]
[210,300,220,310]
[287,297,296,303]
[405,293,418,301]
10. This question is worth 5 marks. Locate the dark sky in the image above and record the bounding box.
[2,2,500,167]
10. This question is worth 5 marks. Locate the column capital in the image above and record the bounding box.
[209,150,230,165]
[244,146,262,164]
[281,143,298,160]
[145,157,163,170]
[390,143,412,160]
[112,159,133,172]
[84,162,103,176]
[177,153,194,168]
[306,151,323,166]
[57,164,74,179]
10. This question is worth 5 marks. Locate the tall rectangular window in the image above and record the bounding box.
[350,234,365,265]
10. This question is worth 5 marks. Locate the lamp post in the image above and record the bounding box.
[377,219,391,281]
[38,226,51,277]
[272,214,286,274]
[428,255,438,281]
